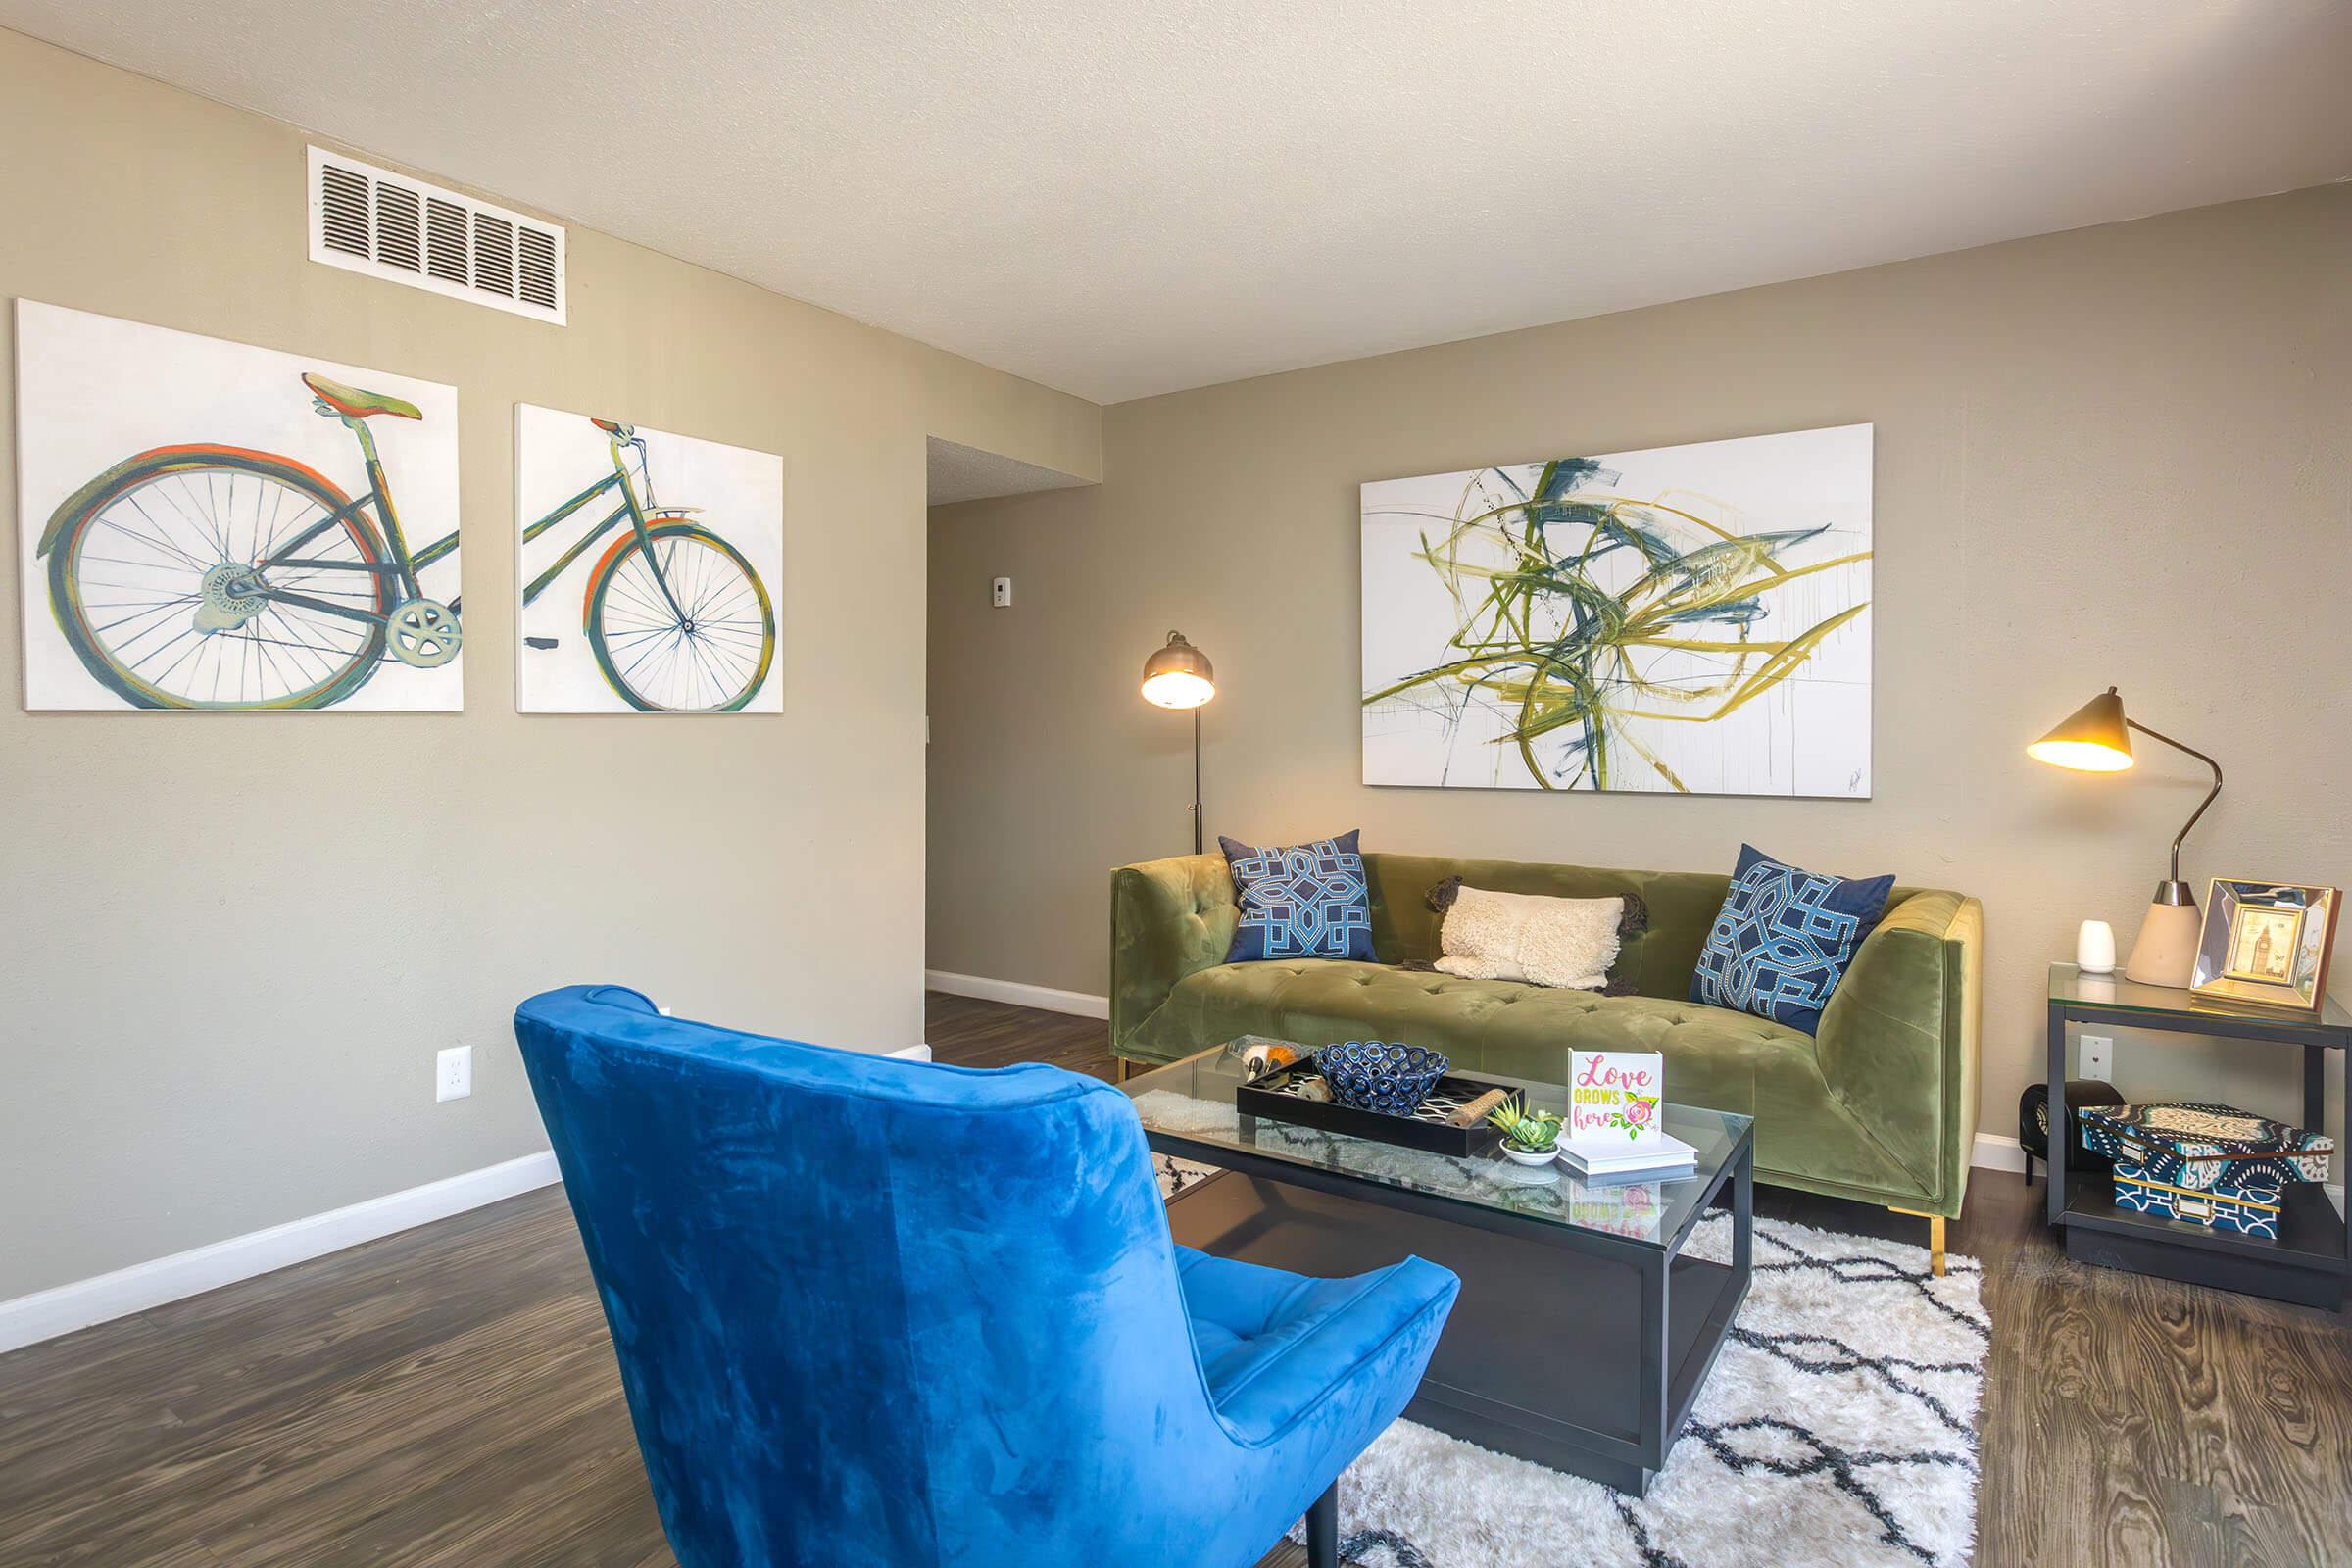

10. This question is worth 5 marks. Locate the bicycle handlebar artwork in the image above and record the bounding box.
[514,402,780,713]
[15,300,781,715]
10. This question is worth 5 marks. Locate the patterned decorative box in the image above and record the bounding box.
[2077,1101,2332,1191]
[2111,1161,2283,1240]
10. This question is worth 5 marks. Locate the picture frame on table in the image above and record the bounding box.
[2190,879,2340,1011]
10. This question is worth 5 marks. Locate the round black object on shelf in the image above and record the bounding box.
[2020,1078,2128,1183]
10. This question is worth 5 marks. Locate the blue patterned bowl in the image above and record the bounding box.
[1312,1042,1449,1116]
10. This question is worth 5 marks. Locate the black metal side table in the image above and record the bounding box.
[2045,962,2348,1307]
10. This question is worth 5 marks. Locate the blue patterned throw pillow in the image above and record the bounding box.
[1690,844,1893,1035]
[1219,830,1376,962]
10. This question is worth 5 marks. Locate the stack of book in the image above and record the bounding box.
[1559,1132,1697,1185]
[1565,1048,1696,1185]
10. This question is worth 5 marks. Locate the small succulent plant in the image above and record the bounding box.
[1488,1101,1564,1153]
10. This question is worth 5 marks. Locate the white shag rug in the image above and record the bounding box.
[1155,1158,1986,1568]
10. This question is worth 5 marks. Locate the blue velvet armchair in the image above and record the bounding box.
[514,985,1458,1568]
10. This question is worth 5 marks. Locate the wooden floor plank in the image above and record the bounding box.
[0,992,2344,1566]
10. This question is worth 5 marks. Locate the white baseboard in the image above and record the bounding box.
[0,1150,561,1356]
[1972,1133,2028,1173]
[926,969,1109,1020]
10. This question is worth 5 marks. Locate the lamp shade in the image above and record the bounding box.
[2028,687,2133,772]
[1140,631,1215,710]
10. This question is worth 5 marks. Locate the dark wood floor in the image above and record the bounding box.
[2,994,2345,1567]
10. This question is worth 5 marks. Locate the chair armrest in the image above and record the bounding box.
[1813,890,1983,1216]
[1110,854,1239,1059]
[1204,1256,1459,1448]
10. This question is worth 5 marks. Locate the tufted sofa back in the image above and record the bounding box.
[1142,848,1920,1000]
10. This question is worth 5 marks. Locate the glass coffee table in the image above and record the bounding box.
[1124,1044,1754,1496]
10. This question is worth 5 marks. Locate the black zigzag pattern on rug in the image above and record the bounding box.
[1609,1494,1687,1568]
[1681,1416,1974,1566]
[1154,1153,1218,1198]
[1671,1218,1981,1564]
[1723,1327,1981,1440]
[1336,1527,1439,1568]
[1185,1196,1982,1565]
[1709,1215,1990,1340]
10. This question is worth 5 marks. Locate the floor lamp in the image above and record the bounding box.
[1140,631,1216,854]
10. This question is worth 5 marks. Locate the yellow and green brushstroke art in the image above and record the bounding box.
[1360,424,1873,797]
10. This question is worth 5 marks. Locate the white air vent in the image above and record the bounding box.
[308,146,565,323]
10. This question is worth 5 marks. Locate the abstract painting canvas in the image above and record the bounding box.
[1362,424,1873,797]
[514,405,781,713]
[16,300,463,710]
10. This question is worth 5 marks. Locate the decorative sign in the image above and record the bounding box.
[1570,1050,1664,1144]
[1568,1181,1667,1242]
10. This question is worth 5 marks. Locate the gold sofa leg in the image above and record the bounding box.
[1114,1057,1134,1084]
[1888,1207,1946,1277]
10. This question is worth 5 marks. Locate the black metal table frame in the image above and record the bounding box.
[2045,984,2349,1307]
[1144,1108,1754,1496]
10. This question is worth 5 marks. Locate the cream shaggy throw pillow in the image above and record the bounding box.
[1435,886,1625,990]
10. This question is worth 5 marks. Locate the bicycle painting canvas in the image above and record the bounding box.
[514,403,781,713]
[16,300,465,711]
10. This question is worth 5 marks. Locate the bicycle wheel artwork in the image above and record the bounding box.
[15,300,464,711]
[585,523,776,712]
[514,403,782,713]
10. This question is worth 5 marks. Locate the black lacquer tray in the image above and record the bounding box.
[1234,1063,1524,1157]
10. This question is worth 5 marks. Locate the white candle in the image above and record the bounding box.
[2077,920,2118,975]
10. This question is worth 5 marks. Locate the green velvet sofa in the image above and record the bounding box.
[1111,851,1983,1238]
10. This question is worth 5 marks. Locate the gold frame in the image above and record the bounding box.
[2190,879,2339,1010]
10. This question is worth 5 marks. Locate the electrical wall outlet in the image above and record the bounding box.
[436,1044,472,1102]
[991,575,1012,608]
[2079,1034,2114,1082]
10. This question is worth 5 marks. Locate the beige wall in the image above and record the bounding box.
[930,185,2350,1165]
[0,27,1099,1299]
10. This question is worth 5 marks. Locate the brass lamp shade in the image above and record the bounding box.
[2027,687,2133,772]
[1141,630,1215,855]
[1140,631,1215,710]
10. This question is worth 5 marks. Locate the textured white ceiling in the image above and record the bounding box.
[7,1,2348,403]
[926,437,1092,507]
